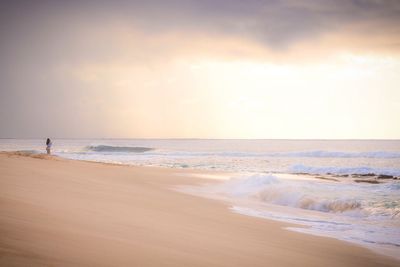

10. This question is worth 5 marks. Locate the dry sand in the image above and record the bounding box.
[0,152,398,267]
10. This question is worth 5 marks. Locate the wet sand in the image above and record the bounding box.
[0,152,398,266]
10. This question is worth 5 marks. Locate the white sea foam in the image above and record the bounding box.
[91,150,400,158]
[86,145,154,153]
[207,174,398,215]
[269,150,400,159]
[3,139,399,176]
[231,206,400,260]
[179,173,400,259]
[143,150,400,159]
[2,139,400,258]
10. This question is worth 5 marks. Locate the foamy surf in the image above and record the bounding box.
[231,206,400,260]
[1,138,400,259]
[178,172,400,260]
[86,145,154,153]
[188,173,400,217]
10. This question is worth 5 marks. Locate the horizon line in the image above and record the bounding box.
[1,137,399,141]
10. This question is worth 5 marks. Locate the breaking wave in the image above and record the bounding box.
[171,150,400,159]
[161,150,400,159]
[86,145,154,153]
[182,170,400,259]
[206,173,400,218]
[269,150,400,159]
[256,189,362,213]
[215,174,364,214]
[193,150,400,159]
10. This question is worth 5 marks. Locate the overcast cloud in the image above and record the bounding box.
[1,0,400,138]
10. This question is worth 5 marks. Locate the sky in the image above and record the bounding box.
[1,0,400,139]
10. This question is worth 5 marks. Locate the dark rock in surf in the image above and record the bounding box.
[354,179,380,184]
[377,174,394,179]
[359,173,376,177]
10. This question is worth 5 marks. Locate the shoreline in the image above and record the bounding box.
[0,152,399,266]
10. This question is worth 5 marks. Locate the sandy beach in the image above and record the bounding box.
[0,152,398,267]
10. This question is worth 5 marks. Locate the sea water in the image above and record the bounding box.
[1,139,399,258]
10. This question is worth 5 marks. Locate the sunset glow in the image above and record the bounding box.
[1,1,400,138]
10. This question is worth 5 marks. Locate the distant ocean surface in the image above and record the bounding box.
[1,139,399,259]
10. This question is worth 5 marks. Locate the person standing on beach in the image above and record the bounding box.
[46,138,52,155]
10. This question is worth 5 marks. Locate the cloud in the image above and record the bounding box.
[2,0,400,51]
[1,0,399,73]
[1,0,400,138]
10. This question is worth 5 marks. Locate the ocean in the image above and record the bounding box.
[1,138,399,259]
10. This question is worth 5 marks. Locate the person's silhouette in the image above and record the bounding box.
[46,138,52,154]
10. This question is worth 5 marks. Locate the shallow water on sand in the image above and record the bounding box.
[1,138,399,259]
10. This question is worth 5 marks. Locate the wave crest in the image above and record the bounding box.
[218,174,363,214]
[256,188,361,213]
[272,150,400,159]
[213,150,400,159]
[86,145,153,153]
